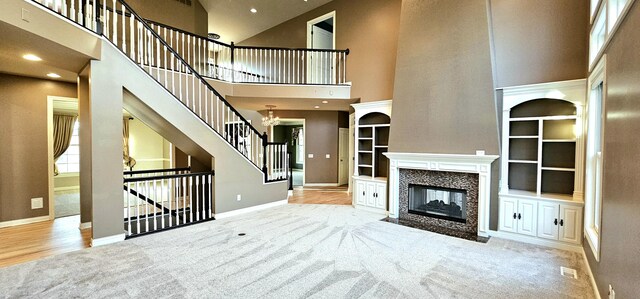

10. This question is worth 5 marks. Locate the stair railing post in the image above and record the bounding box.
[262,132,268,181]
[230,42,236,83]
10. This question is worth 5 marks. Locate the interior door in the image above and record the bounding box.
[338,128,349,186]
[309,25,333,84]
[559,205,582,244]
[537,202,560,240]
[517,199,538,236]
[499,198,518,233]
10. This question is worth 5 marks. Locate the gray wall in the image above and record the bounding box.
[583,1,640,297]
[239,0,403,103]
[388,0,499,156]
[489,0,589,88]
[0,74,76,222]
[266,110,342,184]
[124,0,209,36]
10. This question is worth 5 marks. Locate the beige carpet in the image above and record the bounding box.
[0,204,594,298]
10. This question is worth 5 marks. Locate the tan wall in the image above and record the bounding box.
[490,0,589,87]
[584,2,640,298]
[129,119,172,170]
[0,74,76,222]
[126,0,209,36]
[265,110,341,184]
[388,0,499,156]
[54,175,80,190]
[239,0,402,103]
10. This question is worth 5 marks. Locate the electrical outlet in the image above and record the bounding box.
[609,284,615,299]
[476,150,485,156]
[22,9,30,22]
[308,154,314,158]
[31,197,43,209]
[236,194,241,201]
[325,154,330,159]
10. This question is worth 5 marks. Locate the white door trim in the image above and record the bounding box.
[338,128,349,185]
[306,11,336,49]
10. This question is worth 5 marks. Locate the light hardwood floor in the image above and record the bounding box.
[288,186,352,205]
[0,215,91,268]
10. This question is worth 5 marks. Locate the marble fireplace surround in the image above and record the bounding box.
[384,153,499,237]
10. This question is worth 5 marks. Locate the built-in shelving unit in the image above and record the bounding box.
[498,80,586,249]
[352,100,392,214]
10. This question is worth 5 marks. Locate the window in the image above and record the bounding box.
[585,56,606,260]
[57,121,80,173]
[296,129,304,164]
[591,0,601,18]
[589,6,607,64]
[608,0,630,30]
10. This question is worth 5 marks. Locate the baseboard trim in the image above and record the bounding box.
[582,247,602,299]
[488,230,583,253]
[287,190,293,197]
[0,215,50,228]
[215,199,288,219]
[91,233,125,247]
[304,183,340,187]
[353,204,387,215]
[54,186,80,192]
[79,222,92,230]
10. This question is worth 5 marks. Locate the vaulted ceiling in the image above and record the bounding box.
[198,0,332,44]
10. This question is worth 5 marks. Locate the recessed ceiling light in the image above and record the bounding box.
[314,105,320,109]
[322,100,328,104]
[47,73,61,78]
[250,8,257,13]
[23,54,42,61]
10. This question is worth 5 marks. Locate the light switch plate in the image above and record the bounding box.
[476,150,485,156]
[236,194,241,201]
[308,154,314,158]
[31,197,43,209]
[325,154,330,159]
[22,9,30,22]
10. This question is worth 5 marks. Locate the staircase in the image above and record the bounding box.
[21,0,304,238]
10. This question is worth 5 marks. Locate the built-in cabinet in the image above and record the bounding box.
[498,80,586,248]
[352,100,392,213]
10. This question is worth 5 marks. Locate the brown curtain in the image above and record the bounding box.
[53,114,78,176]
[123,118,136,170]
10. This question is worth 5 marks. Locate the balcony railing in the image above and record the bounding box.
[148,21,350,85]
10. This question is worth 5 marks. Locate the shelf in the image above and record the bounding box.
[500,189,581,204]
[510,115,577,121]
[358,138,373,140]
[358,151,373,154]
[375,145,388,148]
[509,136,539,139]
[359,124,391,128]
[542,139,576,142]
[541,167,575,172]
[508,160,538,164]
[358,164,373,167]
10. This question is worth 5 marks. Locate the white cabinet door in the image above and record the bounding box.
[559,205,582,244]
[517,199,538,236]
[355,181,366,205]
[499,198,518,233]
[366,182,376,207]
[537,202,560,240]
[374,183,386,209]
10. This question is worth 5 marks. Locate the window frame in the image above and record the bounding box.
[56,120,80,174]
[584,55,607,261]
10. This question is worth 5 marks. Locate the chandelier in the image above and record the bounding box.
[262,105,280,127]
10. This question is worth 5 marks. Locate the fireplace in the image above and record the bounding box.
[408,184,467,223]
[384,152,499,239]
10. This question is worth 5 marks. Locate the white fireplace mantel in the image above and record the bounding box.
[383,152,499,237]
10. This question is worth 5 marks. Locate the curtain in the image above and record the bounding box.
[123,118,136,170]
[53,114,78,176]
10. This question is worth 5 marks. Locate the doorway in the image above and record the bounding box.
[49,97,81,220]
[307,11,335,84]
[338,128,349,186]
[273,119,305,187]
